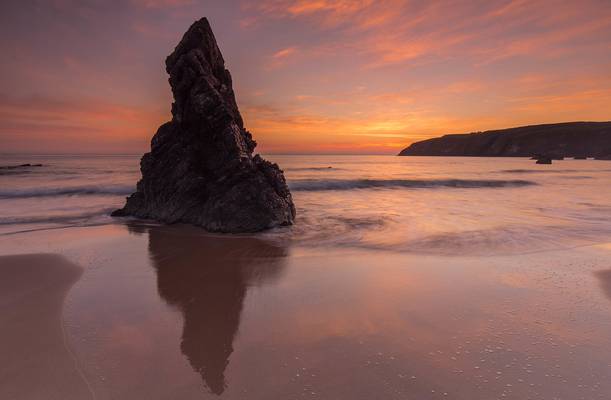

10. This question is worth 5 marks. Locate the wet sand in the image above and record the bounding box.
[1,226,611,399]
[0,254,92,400]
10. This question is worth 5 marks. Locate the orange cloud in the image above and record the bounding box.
[266,46,299,69]
[0,95,168,153]
[247,0,611,69]
[255,0,376,19]
[273,47,297,59]
[239,62,611,154]
[240,101,499,154]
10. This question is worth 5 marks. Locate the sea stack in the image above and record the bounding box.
[112,18,295,232]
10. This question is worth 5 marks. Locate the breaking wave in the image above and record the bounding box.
[284,166,339,171]
[501,169,575,173]
[501,168,611,174]
[0,185,134,199]
[0,208,115,226]
[288,178,536,191]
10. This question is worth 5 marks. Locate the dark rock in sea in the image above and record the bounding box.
[0,163,43,170]
[112,18,295,232]
[536,157,552,165]
[531,153,563,161]
[398,121,611,158]
[574,156,587,160]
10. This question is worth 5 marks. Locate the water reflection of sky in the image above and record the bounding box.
[37,223,611,399]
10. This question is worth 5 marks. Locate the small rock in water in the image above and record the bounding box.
[0,163,43,170]
[535,156,552,165]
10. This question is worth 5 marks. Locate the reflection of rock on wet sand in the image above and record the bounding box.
[595,269,611,302]
[146,227,288,395]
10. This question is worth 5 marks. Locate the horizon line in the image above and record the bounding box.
[0,152,399,157]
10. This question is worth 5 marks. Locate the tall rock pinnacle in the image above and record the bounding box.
[113,18,296,232]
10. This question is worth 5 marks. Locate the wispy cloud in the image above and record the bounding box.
[266,46,299,69]
[245,0,611,68]
[0,94,167,153]
[130,0,194,9]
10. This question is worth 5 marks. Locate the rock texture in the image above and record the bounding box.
[112,18,295,232]
[398,122,611,158]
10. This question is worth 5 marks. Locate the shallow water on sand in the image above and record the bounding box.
[2,224,611,399]
[2,154,611,255]
[1,155,611,399]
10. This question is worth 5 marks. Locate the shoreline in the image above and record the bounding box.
[0,253,92,400]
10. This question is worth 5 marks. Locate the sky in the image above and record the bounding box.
[1,0,610,155]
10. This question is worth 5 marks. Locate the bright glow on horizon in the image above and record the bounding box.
[1,0,610,154]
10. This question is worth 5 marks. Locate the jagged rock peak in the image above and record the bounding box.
[112,17,296,232]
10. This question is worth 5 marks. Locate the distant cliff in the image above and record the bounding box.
[398,121,611,158]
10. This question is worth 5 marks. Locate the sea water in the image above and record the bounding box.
[2,154,611,255]
[2,154,611,399]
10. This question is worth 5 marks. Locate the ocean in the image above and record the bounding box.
[2,154,611,255]
[2,154,611,399]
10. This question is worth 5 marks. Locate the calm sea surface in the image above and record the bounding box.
[1,154,611,255]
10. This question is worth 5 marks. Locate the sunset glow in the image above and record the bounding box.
[1,0,610,154]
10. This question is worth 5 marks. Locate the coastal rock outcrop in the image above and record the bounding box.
[0,163,43,169]
[398,122,611,158]
[113,18,295,232]
[535,156,552,165]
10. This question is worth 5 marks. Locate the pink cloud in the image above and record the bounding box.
[130,0,194,8]
[245,0,611,69]
[266,46,299,69]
